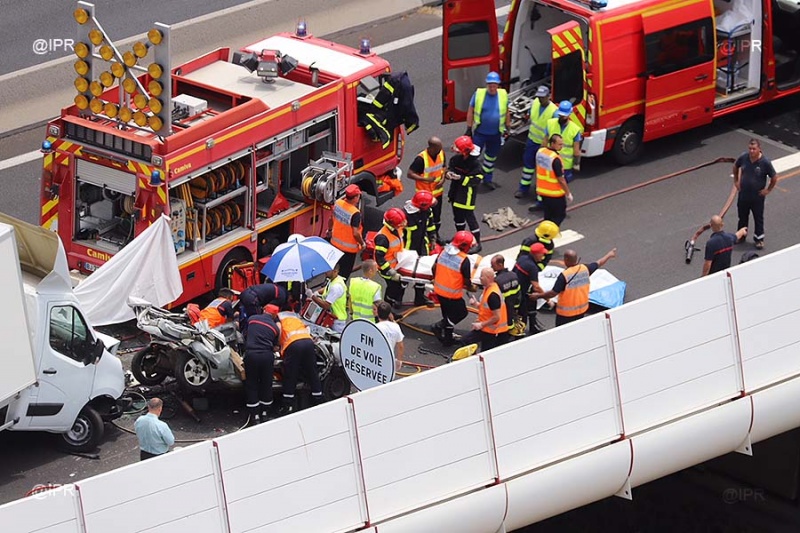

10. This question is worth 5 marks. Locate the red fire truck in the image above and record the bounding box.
[442,0,800,164]
[42,4,411,305]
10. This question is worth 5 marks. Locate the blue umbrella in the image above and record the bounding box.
[260,235,344,282]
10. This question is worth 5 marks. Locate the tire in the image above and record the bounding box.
[612,118,644,165]
[60,406,104,452]
[322,365,349,401]
[174,352,211,393]
[215,247,252,295]
[131,345,169,385]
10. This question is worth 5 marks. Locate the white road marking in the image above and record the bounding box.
[0,150,42,172]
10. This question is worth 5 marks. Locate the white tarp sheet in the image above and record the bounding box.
[74,216,182,325]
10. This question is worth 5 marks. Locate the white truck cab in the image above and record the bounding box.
[0,214,125,452]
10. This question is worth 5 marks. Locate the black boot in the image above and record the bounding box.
[311,393,325,406]
[414,287,434,307]
[275,397,296,418]
[248,406,260,426]
[468,242,482,254]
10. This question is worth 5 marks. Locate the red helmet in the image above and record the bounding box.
[453,135,475,157]
[451,230,474,252]
[411,190,436,210]
[384,207,407,228]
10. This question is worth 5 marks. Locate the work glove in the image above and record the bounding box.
[464,126,473,137]
[386,269,401,282]
[567,193,574,204]
[305,288,314,299]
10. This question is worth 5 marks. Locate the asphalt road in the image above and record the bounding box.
[0,0,256,75]
[2,1,800,531]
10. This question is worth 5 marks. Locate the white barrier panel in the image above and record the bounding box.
[215,399,366,533]
[728,246,800,391]
[750,377,800,443]
[0,485,82,533]
[503,440,632,530]
[628,399,751,488]
[78,441,226,533]
[484,314,622,478]
[351,357,496,522]
[609,275,741,434]
[374,484,507,533]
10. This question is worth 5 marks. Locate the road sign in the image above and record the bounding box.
[340,319,395,391]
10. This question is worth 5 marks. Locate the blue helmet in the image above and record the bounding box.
[556,100,573,117]
[485,71,501,84]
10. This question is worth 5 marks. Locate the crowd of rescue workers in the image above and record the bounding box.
[179,71,777,433]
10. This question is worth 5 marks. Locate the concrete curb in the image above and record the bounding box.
[0,0,427,135]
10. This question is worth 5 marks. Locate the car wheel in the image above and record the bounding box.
[175,352,211,393]
[612,118,644,165]
[60,406,104,452]
[131,345,169,385]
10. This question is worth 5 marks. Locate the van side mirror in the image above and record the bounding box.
[86,338,105,365]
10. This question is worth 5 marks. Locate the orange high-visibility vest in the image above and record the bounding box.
[535,148,565,198]
[415,150,445,197]
[374,224,403,270]
[278,312,313,350]
[433,250,468,299]
[557,264,591,317]
[478,282,509,334]
[331,198,361,253]
[197,298,228,328]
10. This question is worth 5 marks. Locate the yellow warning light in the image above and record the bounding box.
[74,8,89,24]
[74,77,89,93]
[89,29,104,46]
[148,115,164,131]
[119,107,133,123]
[133,42,148,58]
[75,94,89,109]
[122,51,137,68]
[111,62,125,78]
[99,45,114,61]
[89,98,104,114]
[99,71,114,87]
[89,81,103,97]
[74,60,89,76]
[74,42,89,59]
[122,77,137,94]
[133,94,148,109]
[148,97,163,114]
[148,80,163,97]
[133,111,148,127]
[104,102,119,118]
[147,29,163,46]
[147,63,163,79]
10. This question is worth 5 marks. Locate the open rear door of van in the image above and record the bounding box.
[548,21,588,127]
[442,0,499,123]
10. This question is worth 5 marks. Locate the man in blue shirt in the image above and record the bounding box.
[734,139,778,250]
[702,215,748,276]
[134,397,175,460]
[465,72,510,190]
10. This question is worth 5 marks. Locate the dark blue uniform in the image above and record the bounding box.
[514,254,542,335]
[244,314,280,421]
[239,283,287,331]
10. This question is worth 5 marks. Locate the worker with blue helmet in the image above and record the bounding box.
[543,100,583,183]
[516,85,557,198]
[465,71,510,191]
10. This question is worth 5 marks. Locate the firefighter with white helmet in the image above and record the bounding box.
[374,207,407,308]
[431,230,477,346]
[446,135,484,254]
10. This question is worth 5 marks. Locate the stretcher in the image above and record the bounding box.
[395,249,627,310]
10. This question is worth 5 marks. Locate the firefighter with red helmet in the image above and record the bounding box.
[431,230,476,346]
[446,136,484,254]
[402,190,438,306]
[374,207,407,308]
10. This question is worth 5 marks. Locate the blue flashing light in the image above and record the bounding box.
[359,38,371,55]
[41,140,53,152]
[150,169,163,186]
[590,0,607,9]
[296,21,307,37]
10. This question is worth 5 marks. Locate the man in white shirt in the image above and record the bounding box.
[375,301,404,376]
